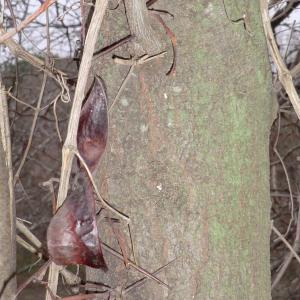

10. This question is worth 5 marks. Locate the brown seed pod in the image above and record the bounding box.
[47,77,108,269]
[47,183,107,270]
[77,76,108,173]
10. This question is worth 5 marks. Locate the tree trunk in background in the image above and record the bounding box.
[0,83,16,299]
[88,1,274,299]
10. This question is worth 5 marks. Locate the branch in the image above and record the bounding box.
[260,0,300,120]
[124,0,161,55]
[0,26,66,82]
[13,72,48,184]
[0,0,56,44]
[271,0,299,27]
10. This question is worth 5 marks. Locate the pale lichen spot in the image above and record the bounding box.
[204,3,213,15]
[156,183,162,191]
[140,124,148,133]
[173,86,182,93]
[120,97,129,107]
[164,93,168,99]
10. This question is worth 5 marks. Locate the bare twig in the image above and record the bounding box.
[151,13,176,76]
[123,258,175,295]
[101,242,169,289]
[74,150,129,221]
[272,202,300,289]
[13,72,48,185]
[15,224,81,296]
[93,35,133,60]
[53,94,63,143]
[272,113,294,238]
[108,218,129,267]
[7,91,37,110]
[109,65,135,113]
[271,0,298,24]
[283,20,296,61]
[260,0,300,120]
[271,144,300,166]
[16,235,41,257]
[14,260,51,299]
[0,0,56,44]
[16,220,42,249]
[109,52,166,112]
[61,294,107,300]
[0,26,66,83]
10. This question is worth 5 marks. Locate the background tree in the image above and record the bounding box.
[84,1,274,299]
[0,80,16,299]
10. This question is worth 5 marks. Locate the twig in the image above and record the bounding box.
[60,269,81,287]
[13,72,48,185]
[128,223,136,263]
[152,13,176,76]
[15,225,81,295]
[0,0,56,44]
[283,20,296,61]
[108,65,135,113]
[0,26,66,83]
[16,235,41,257]
[16,220,42,249]
[61,294,107,300]
[271,210,300,289]
[290,61,300,79]
[272,113,294,238]
[14,260,51,299]
[42,178,59,214]
[271,0,298,24]
[123,258,175,295]
[53,94,62,143]
[271,144,300,166]
[109,52,166,112]
[74,150,129,222]
[7,91,37,110]
[108,218,129,267]
[260,0,300,120]
[93,35,133,60]
[101,242,169,289]
[113,52,166,65]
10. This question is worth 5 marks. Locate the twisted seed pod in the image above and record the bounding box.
[47,183,107,269]
[77,76,108,173]
[47,77,108,269]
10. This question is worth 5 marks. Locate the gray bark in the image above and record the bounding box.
[87,1,274,299]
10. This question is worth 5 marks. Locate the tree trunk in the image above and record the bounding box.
[88,1,274,299]
[0,81,16,299]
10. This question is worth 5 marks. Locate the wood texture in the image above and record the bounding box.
[87,0,274,298]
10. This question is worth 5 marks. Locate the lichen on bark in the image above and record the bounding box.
[87,1,273,299]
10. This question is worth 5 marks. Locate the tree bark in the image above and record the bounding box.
[0,81,16,299]
[88,1,274,299]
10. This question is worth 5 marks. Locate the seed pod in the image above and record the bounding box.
[47,183,107,270]
[77,76,108,173]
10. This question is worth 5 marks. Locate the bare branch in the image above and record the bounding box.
[0,0,56,44]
